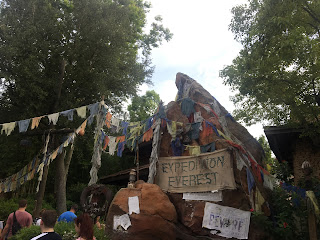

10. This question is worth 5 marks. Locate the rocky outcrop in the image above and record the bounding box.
[175,72,264,165]
[105,181,177,240]
[106,73,271,240]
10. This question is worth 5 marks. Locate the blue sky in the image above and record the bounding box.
[140,0,265,138]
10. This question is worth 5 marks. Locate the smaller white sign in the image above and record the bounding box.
[202,202,251,239]
[113,214,131,231]
[183,191,222,202]
[128,196,140,215]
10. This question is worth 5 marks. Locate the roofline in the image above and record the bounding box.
[264,126,303,135]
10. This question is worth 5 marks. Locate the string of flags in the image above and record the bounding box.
[98,99,266,184]
[99,98,267,179]
[0,115,92,193]
[1,97,271,194]
[0,102,100,136]
[100,100,223,157]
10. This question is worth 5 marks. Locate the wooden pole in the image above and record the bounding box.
[136,143,139,181]
[308,211,317,240]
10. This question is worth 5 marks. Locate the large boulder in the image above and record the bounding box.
[105,181,177,240]
[175,72,265,165]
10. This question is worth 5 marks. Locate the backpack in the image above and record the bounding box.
[11,211,22,235]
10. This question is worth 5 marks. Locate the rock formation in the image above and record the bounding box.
[105,73,272,240]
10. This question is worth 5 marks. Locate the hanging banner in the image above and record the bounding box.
[155,149,236,193]
[202,202,251,239]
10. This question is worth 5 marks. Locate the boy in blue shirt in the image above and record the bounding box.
[57,204,78,223]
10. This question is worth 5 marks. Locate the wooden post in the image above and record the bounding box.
[308,211,317,240]
[136,143,139,181]
[306,190,318,240]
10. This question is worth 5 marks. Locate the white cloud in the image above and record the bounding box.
[137,83,149,96]
[153,79,177,104]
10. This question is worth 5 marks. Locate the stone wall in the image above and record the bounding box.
[293,137,320,184]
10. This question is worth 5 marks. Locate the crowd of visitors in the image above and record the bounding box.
[0,199,98,240]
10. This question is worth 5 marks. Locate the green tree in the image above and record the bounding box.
[0,0,171,214]
[127,90,160,121]
[0,0,172,121]
[220,0,320,135]
[257,135,273,165]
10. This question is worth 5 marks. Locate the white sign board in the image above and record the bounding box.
[128,196,140,215]
[183,191,222,202]
[113,214,131,231]
[202,202,251,239]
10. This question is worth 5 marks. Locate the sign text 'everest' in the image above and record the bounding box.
[155,149,236,193]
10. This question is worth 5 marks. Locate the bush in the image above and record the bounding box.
[94,225,109,240]
[10,223,76,240]
[250,186,309,240]
[54,222,110,240]
[0,198,20,221]
[54,222,76,240]
[0,198,110,240]
[11,222,110,240]
[10,225,41,240]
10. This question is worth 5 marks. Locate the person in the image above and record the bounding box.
[0,221,3,239]
[94,216,101,230]
[74,213,96,240]
[57,204,78,223]
[1,199,33,239]
[30,210,62,240]
[35,209,46,226]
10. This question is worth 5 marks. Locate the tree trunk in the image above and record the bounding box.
[64,143,74,179]
[55,149,67,215]
[55,143,75,215]
[35,58,66,215]
[33,133,53,217]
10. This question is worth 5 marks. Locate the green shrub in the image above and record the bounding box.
[94,225,109,240]
[250,186,309,240]
[55,222,109,240]
[0,198,20,221]
[54,222,76,240]
[11,223,76,240]
[4,215,109,240]
[10,225,41,240]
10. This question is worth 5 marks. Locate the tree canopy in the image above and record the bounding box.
[220,0,320,135]
[0,0,172,122]
[0,0,171,210]
[127,90,160,121]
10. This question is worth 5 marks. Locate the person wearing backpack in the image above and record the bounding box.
[0,199,33,239]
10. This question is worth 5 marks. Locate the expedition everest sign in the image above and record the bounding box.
[155,149,236,193]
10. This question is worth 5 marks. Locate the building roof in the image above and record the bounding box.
[264,126,302,165]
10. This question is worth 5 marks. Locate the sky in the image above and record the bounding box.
[140,0,265,139]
